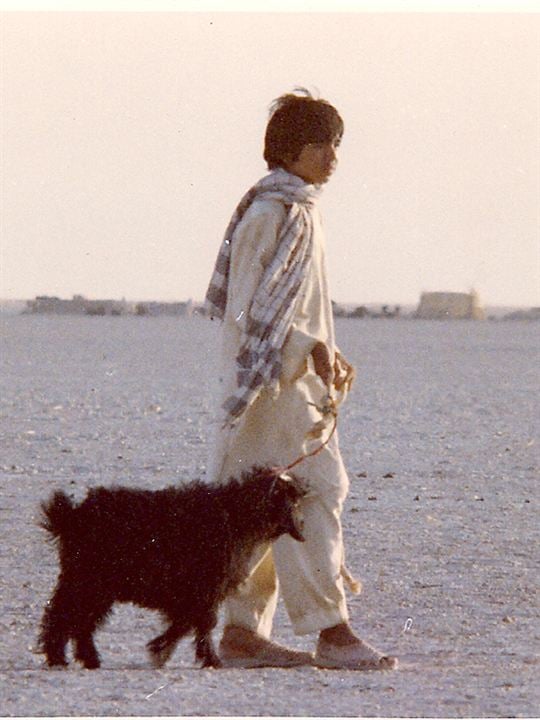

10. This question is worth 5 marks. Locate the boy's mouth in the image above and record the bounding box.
[321,165,335,181]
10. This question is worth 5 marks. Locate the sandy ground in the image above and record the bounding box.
[0,315,538,718]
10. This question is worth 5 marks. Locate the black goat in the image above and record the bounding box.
[38,466,305,669]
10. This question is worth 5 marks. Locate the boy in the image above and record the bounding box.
[205,90,397,670]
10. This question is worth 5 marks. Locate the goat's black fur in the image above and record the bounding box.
[38,466,305,669]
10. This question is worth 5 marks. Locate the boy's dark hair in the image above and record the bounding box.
[264,88,344,170]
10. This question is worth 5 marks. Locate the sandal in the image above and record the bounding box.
[314,637,398,671]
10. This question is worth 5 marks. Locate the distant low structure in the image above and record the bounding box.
[500,307,540,321]
[135,300,193,317]
[332,301,403,319]
[24,295,195,317]
[415,290,485,320]
[25,295,130,316]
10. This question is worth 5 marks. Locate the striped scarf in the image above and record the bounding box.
[205,168,320,425]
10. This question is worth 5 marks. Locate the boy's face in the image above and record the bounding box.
[285,138,339,185]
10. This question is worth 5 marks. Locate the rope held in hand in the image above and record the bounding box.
[272,393,339,474]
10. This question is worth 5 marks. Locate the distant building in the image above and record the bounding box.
[24,295,195,317]
[501,307,540,321]
[415,290,485,320]
[332,301,402,319]
[135,300,193,317]
[25,295,130,316]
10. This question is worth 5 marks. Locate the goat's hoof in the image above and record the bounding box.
[149,652,167,669]
[147,641,173,668]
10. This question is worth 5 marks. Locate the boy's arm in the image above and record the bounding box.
[311,341,334,387]
[310,343,355,391]
[228,200,350,389]
[333,349,356,391]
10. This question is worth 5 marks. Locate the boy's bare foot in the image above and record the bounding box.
[219,625,313,668]
[315,623,398,670]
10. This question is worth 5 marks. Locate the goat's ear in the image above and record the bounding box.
[273,473,308,499]
[292,477,309,499]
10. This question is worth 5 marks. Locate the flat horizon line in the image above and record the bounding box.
[0,296,538,311]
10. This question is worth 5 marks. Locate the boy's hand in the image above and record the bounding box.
[311,342,334,387]
[333,351,356,392]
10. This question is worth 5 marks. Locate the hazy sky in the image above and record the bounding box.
[2,9,539,306]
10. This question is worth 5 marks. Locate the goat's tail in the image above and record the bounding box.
[40,491,75,540]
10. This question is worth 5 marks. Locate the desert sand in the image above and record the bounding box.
[0,315,538,717]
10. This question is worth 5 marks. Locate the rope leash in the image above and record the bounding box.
[272,392,339,474]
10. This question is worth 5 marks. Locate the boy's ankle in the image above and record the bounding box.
[319,623,359,646]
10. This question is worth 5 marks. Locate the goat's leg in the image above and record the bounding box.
[39,582,75,667]
[147,619,191,668]
[193,610,221,668]
[73,632,101,670]
[72,601,112,669]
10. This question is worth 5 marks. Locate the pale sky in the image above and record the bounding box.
[1,7,539,307]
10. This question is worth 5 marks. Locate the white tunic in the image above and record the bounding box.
[208,193,351,636]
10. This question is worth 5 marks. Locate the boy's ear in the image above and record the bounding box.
[280,152,296,170]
